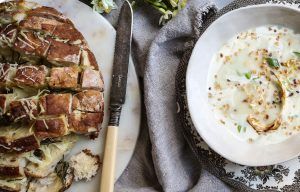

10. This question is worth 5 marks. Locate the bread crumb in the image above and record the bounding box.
[69,149,101,181]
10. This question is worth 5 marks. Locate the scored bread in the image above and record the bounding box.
[0,153,27,179]
[0,126,39,153]
[0,0,104,137]
[0,177,28,192]
[0,0,104,190]
[25,135,77,178]
[27,173,63,192]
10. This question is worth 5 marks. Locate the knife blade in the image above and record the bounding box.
[100,1,133,192]
[108,0,133,126]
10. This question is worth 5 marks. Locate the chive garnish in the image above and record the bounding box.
[294,51,300,57]
[237,125,242,133]
[245,72,251,79]
[266,57,280,68]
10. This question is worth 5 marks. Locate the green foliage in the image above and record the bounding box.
[91,0,117,13]
[92,0,187,25]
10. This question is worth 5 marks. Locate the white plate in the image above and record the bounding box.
[27,0,141,191]
[186,4,300,166]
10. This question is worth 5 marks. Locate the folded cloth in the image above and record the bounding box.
[114,0,232,191]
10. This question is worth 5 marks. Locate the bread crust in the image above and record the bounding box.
[9,99,38,122]
[81,69,104,91]
[0,134,39,153]
[39,94,72,115]
[68,111,102,134]
[0,1,105,189]
[72,90,104,112]
[14,65,48,88]
[0,166,22,178]
[49,67,79,89]
[34,115,69,138]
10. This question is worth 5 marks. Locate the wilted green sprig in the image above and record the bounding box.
[92,0,187,25]
[144,0,187,25]
[92,0,117,13]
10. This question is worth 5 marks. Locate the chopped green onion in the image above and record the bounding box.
[237,125,242,133]
[294,51,300,57]
[266,57,280,68]
[245,72,251,79]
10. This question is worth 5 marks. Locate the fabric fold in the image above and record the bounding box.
[110,0,232,191]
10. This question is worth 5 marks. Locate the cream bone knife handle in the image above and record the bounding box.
[100,105,122,192]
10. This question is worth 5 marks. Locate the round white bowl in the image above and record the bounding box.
[186,4,300,166]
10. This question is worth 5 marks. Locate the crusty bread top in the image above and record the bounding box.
[0,1,104,191]
[0,0,105,144]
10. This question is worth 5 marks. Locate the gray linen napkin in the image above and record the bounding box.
[109,0,232,191]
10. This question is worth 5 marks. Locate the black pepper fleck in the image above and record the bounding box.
[258,101,262,105]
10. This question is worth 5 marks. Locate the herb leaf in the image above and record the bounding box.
[266,57,280,68]
[245,72,251,79]
[41,138,62,145]
[237,125,242,133]
[294,52,300,57]
[55,159,73,189]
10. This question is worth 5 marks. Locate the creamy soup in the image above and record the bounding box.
[208,25,300,144]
